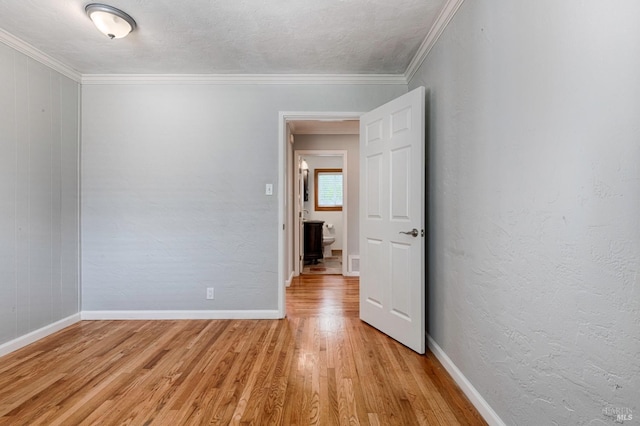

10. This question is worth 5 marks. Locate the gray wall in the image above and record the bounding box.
[410,0,640,424]
[0,43,80,346]
[81,84,403,311]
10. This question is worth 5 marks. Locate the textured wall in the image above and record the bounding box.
[409,0,640,424]
[0,43,80,346]
[81,84,403,311]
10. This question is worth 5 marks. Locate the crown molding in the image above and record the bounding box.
[0,0,465,88]
[81,73,407,85]
[0,29,82,83]
[404,0,465,83]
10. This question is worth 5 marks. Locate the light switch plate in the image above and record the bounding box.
[265,184,273,195]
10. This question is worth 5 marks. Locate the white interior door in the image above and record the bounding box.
[293,154,305,276]
[359,86,425,354]
[298,157,305,274]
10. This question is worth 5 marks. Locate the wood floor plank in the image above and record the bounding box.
[0,275,486,425]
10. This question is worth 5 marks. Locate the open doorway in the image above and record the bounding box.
[294,150,346,276]
[280,88,426,352]
[277,112,361,318]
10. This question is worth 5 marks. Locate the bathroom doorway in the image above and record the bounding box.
[294,150,346,275]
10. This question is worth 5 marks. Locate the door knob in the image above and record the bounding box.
[399,228,419,237]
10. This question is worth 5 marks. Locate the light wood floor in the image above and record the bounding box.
[0,275,485,425]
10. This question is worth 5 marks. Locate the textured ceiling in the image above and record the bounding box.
[0,0,447,75]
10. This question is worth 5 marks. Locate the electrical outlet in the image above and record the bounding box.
[206,287,214,300]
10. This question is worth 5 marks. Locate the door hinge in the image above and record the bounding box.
[283,224,285,230]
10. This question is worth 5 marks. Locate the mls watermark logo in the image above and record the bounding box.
[603,407,633,423]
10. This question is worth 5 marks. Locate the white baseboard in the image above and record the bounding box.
[0,313,81,358]
[81,310,282,320]
[342,271,360,277]
[285,271,295,287]
[427,335,506,426]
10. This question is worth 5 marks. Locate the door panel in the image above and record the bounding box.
[365,154,383,218]
[390,241,411,319]
[364,238,384,307]
[359,86,425,354]
[391,147,411,220]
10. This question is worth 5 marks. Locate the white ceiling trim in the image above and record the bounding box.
[81,73,407,85]
[404,0,465,82]
[0,28,81,83]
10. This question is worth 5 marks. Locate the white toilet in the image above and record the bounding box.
[322,224,335,258]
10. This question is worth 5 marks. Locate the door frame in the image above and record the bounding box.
[278,111,362,318]
[293,149,348,277]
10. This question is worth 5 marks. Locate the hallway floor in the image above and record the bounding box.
[302,250,342,275]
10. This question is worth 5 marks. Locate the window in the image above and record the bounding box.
[314,168,343,211]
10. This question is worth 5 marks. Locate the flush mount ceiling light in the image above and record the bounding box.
[85,3,137,39]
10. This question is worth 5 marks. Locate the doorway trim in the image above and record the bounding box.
[278,111,362,318]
